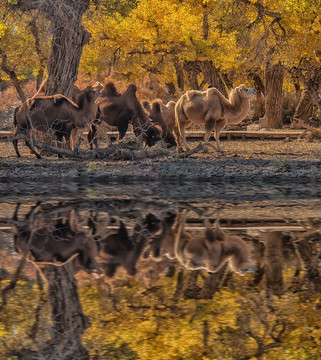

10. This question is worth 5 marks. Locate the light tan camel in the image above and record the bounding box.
[175,84,256,151]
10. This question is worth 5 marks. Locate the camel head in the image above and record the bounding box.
[235,84,256,99]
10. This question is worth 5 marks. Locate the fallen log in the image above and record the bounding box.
[7,135,204,160]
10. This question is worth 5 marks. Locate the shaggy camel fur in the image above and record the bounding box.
[89,81,161,148]
[175,84,256,151]
[13,87,96,158]
[174,212,255,275]
[143,100,177,148]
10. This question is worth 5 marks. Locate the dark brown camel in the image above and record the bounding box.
[88,81,161,149]
[12,87,97,158]
[143,100,177,148]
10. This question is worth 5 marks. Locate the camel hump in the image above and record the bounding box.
[142,100,151,112]
[151,100,161,113]
[118,221,129,241]
[101,81,120,97]
[184,89,206,101]
[29,95,78,111]
[206,87,224,97]
[124,83,137,95]
[166,100,175,109]
[53,94,79,108]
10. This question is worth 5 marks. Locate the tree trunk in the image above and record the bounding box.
[184,271,201,299]
[29,18,47,90]
[0,49,26,102]
[262,232,283,297]
[199,263,227,299]
[293,68,321,124]
[202,10,209,40]
[293,89,314,123]
[45,20,90,96]
[183,60,201,89]
[260,62,284,128]
[290,68,302,102]
[172,269,184,301]
[18,0,91,97]
[174,57,184,90]
[198,60,228,96]
[294,235,321,292]
[248,72,265,120]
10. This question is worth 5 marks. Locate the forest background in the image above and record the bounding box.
[0,0,321,131]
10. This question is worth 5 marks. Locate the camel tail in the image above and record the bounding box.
[13,107,18,127]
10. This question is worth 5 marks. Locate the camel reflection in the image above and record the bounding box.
[11,203,255,278]
[13,203,98,273]
[173,211,255,275]
[99,213,161,277]
[142,210,255,276]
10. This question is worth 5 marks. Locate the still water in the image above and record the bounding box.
[0,181,321,360]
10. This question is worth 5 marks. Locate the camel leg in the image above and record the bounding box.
[88,124,98,150]
[25,136,41,159]
[175,105,190,151]
[204,118,217,152]
[173,125,181,147]
[214,119,227,152]
[118,119,129,141]
[12,129,21,158]
[174,210,188,260]
[177,122,189,152]
[56,133,64,159]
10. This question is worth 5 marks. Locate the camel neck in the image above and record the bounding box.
[227,96,250,125]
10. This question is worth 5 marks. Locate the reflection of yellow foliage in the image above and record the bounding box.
[79,268,321,360]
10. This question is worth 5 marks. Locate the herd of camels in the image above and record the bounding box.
[12,79,256,158]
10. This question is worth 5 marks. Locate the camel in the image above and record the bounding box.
[173,211,255,275]
[143,100,177,148]
[143,99,176,134]
[175,84,256,151]
[99,213,161,277]
[88,81,161,148]
[12,87,97,158]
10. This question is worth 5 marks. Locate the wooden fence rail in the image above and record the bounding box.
[0,130,304,140]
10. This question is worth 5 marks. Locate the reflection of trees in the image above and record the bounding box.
[1,200,321,359]
[6,203,91,359]
[40,264,89,359]
[263,232,284,297]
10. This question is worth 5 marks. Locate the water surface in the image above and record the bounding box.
[0,181,321,359]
